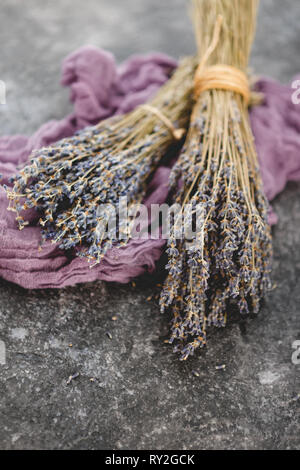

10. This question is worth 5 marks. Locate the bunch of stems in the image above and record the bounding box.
[6,57,196,263]
[160,0,273,360]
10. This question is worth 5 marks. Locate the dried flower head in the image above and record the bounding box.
[160,0,272,360]
[5,57,196,264]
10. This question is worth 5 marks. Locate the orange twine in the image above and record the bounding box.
[194,64,250,105]
[141,104,185,141]
[194,15,250,106]
[141,15,251,139]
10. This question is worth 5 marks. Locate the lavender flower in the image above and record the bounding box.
[5,57,196,264]
[160,0,272,360]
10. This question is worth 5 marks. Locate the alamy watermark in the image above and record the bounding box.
[291,80,300,105]
[292,340,300,365]
[0,340,6,365]
[93,197,205,249]
[0,80,6,105]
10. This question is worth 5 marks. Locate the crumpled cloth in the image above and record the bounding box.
[0,46,299,289]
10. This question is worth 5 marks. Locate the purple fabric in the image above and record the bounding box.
[0,46,299,289]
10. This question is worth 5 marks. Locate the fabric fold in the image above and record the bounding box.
[0,45,299,289]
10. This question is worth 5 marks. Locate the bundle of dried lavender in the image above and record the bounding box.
[160,0,273,360]
[5,57,196,263]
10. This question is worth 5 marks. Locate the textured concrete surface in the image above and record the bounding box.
[0,0,299,450]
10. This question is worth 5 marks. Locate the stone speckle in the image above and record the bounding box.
[0,0,299,451]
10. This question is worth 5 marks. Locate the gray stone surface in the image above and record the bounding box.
[0,0,299,450]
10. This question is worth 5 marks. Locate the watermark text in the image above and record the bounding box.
[292,340,300,365]
[0,80,6,105]
[292,80,300,105]
[0,340,6,365]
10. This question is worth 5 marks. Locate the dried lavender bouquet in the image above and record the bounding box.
[160,0,273,360]
[6,57,196,263]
